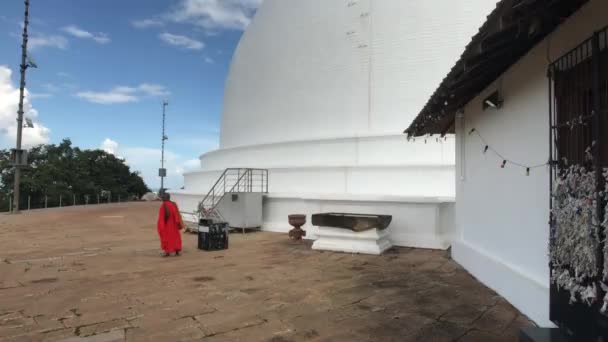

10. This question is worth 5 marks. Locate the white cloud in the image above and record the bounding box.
[159,32,204,50]
[114,145,182,190]
[122,147,180,190]
[175,159,201,176]
[28,92,52,99]
[76,88,139,105]
[39,82,77,95]
[138,83,170,97]
[98,138,210,190]
[204,56,214,64]
[43,83,66,93]
[169,0,261,31]
[62,25,111,44]
[0,65,50,148]
[76,83,170,105]
[101,138,119,155]
[29,34,68,50]
[171,135,219,151]
[132,18,164,29]
[183,158,201,170]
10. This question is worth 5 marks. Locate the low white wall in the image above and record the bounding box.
[453,0,607,327]
[176,133,456,250]
[200,134,454,171]
[184,134,455,198]
[171,191,455,250]
[184,165,455,198]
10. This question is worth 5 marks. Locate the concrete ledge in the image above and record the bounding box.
[265,192,455,204]
[391,233,450,250]
[169,190,205,196]
[185,164,456,176]
[169,191,455,204]
[203,132,437,157]
[452,239,553,327]
[183,165,455,199]
[194,133,454,172]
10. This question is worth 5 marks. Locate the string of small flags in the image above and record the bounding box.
[468,128,548,176]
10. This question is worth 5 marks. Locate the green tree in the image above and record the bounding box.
[0,139,150,210]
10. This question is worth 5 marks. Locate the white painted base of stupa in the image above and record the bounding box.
[170,134,456,251]
[172,191,455,250]
[311,226,392,255]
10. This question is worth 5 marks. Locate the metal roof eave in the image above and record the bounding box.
[404,0,590,137]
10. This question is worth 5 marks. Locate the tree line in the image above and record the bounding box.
[0,139,150,211]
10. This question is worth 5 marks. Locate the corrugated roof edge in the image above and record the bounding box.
[404,0,589,137]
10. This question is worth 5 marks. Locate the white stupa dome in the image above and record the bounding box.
[180,0,495,188]
[174,0,497,249]
[220,0,495,149]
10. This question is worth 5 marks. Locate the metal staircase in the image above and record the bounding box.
[197,168,268,225]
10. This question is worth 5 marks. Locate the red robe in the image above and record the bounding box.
[157,200,183,253]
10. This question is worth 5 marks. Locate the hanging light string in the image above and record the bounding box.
[406,135,449,144]
[468,128,548,175]
[405,128,549,175]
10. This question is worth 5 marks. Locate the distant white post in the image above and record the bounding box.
[159,101,169,195]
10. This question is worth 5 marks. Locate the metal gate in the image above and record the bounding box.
[548,26,608,338]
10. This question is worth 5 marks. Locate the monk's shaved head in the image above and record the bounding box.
[162,193,171,201]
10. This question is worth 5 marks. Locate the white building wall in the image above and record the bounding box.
[453,0,608,326]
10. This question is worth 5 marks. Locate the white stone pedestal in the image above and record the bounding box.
[311,226,392,255]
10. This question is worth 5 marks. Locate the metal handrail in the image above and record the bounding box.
[201,168,230,205]
[197,168,268,220]
[228,169,252,194]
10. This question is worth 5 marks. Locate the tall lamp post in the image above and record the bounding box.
[159,101,168,195]
[12,0,34,213]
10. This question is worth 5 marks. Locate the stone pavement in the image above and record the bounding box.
[0,203,532,341]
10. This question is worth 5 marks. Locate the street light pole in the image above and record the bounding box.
[12,0,31,213]
[159,101,168,194]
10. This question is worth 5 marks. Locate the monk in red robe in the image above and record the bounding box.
[157,193,183,257]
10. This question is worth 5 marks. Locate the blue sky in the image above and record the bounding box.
[0,0,260,190]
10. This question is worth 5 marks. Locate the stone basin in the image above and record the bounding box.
[311,213,392,233]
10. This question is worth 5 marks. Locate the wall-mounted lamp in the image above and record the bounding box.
[483,91,503,110]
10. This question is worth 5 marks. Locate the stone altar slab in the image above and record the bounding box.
[311,226,392,255]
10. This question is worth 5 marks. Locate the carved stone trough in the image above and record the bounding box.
[311,213,393,255]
